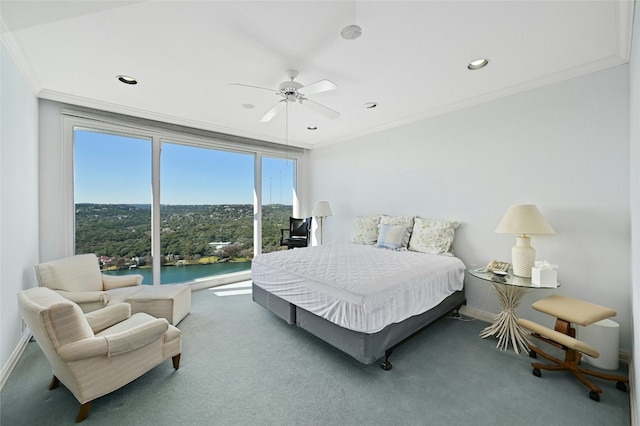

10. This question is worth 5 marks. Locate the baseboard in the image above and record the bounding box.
[459,305,493,324]
[0,329,31,391]
[190,270,251,291]
[630,359,637,426]
[459,305,631,366]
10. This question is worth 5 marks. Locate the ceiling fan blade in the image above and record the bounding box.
[259,100,287,123]
[229,83,278,94]
[299,79,337,95]
[301,98,340,120]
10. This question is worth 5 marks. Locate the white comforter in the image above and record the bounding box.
[251,243,465,333]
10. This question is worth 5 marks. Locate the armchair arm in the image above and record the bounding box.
[103,318,169,357]
[58,318,169,361]
[84,303,131,334]
[280,228,290,244]
[56,290,108,307]
[101,273,143,290]
[57,337,109,362]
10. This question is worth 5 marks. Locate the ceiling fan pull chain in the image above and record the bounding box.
[285,101,289,161]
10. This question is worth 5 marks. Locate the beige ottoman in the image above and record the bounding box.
[125,284,191,326]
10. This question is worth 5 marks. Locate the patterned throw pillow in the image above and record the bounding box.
[379,215,415,248]
[376,224,409,250]
[408,217,460,256]
[350,215,382,245]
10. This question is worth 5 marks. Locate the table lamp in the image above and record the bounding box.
[312,201,332,245]
[495,204,555,277]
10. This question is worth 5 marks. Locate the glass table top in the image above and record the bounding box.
[467,268,560,289]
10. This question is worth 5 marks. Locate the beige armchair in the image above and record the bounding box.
[34,254,143,313]
[18,287,181,422]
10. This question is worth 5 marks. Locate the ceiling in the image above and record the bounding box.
[0,1,633,149]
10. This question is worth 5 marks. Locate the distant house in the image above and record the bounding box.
[131,256,147,267]
[209,242,231,252]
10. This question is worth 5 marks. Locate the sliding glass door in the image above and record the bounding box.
[159,141,254,284]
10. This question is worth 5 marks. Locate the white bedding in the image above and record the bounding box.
[251,243,465,333]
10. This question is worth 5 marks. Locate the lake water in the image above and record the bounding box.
[104,261,251,285]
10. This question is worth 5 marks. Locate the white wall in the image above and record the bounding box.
[38,100,66,261]
[628,0,639,416]
[309,65,632,350]
[0,44,39,384]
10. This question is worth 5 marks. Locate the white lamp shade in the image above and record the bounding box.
[312,201,332,218]
[495,204,555,236]
[495,204,554,278]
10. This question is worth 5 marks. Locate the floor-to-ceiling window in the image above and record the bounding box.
[74,129,153,282]
[69,111,303,287]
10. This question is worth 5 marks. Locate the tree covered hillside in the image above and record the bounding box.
[75,203,292,264]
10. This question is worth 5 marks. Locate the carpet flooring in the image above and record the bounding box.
[1,282,631,425]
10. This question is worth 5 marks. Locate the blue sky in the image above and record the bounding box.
[74,130,293,205]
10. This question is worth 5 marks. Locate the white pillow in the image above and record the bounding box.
[408,217,460,256]
[376,224,408,250]
[379,215,414,248]
[350,215,382,245]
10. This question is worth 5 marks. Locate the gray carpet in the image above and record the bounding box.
[1,282,631,425]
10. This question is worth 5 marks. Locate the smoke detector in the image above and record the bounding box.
[341,24,362,40]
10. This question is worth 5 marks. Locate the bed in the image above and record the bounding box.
[251,241,466,369]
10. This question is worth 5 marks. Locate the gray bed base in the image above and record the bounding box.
[252,283,466,369]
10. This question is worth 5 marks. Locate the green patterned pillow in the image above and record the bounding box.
[408,217,460,256]
[350,215,381,245]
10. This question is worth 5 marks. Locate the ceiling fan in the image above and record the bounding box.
[231,70,340,123]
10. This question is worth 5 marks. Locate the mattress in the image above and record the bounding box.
[251,243,465,334]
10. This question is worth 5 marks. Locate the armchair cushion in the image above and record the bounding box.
[84,303,131,334]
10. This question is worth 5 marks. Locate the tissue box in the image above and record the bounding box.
[531,263,558,287]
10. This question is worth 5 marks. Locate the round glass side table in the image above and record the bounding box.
[467,268,560,355]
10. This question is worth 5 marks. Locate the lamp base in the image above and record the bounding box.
[512,236,535,277]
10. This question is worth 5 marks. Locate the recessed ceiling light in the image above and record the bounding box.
[341,24,362,40]
[364,102,377,109]
[242,103,255,109]
[467,59,489,70]
[307,126,318,130]
[117,75,137,85]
